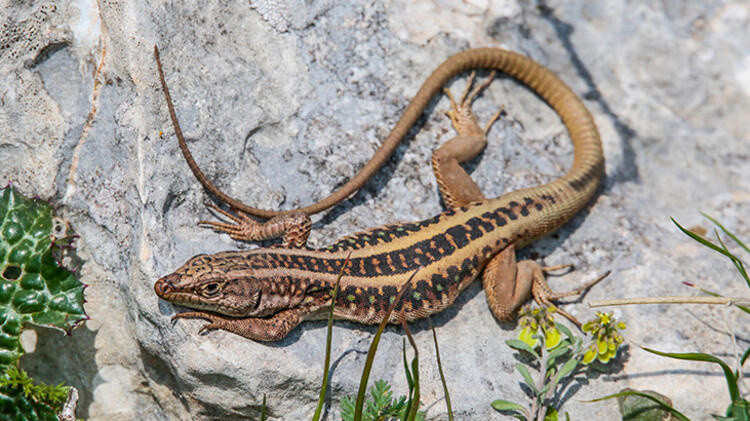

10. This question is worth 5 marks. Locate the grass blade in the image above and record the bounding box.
[672,218,750,289]
[642,347,739,402]
[402,339,413,389]
[713,230,750,288]
[672,218,738,259]
[429,318,453,421]
[353,269,419,421]
[741,346,750,368]
[586,390,690,421]
[702,213,750,254]
[402,319,420,421]
[261,394,267,421]
[312,252,350,421]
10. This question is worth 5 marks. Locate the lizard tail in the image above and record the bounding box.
[159,47,603,219]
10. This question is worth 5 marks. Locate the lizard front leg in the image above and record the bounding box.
[200,202,311,248]
[432,71,503,208]
[172,306,312,341]
[482,245,608,326]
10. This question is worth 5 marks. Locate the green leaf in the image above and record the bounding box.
[506,339,540,359]
[547,341,572,360]
[491,399,526,412]
[642,347,739,402]
[340,396,355,421]
[555,322,574,341]
[491,399,529,419]
[587,389,689,421]
[515,363,537,394]
[723,398,750,421]
[0,366,66,420]
[544,407,559,421]
[0,185,87,370]
[556,358,579,381]
[542,358,578,399]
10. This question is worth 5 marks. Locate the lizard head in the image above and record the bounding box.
[155,251,301,318]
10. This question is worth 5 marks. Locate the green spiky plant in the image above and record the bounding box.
[0,184,87,419]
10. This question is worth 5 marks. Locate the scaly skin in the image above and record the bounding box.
[153,47,605,341]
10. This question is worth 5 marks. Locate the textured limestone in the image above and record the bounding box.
[1,0,749,419]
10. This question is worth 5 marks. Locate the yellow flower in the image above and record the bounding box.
[582,348,597,364]
[544,325,562,350]
[519,326,540,348]
[597,312,611,325]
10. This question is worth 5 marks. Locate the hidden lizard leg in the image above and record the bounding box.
[432,71,503,208]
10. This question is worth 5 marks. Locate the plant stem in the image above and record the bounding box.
[533,349,551,421]
[590,296,750,307]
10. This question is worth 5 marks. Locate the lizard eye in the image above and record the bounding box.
[201,282,222,297]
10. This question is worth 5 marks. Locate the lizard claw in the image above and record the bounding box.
[198,322,220,335]
[443,71,500,136]
[542,263,575,273]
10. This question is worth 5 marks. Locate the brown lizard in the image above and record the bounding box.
[153,46,606,341]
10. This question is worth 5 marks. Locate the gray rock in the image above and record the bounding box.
[1,0,749,419]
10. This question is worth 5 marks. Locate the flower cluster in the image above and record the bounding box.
[582,312,626,364]
[517,305,562,350]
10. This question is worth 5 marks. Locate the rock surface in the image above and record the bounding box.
[1,0,749,419]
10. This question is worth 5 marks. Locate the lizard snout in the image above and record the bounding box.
[154,274,177,297]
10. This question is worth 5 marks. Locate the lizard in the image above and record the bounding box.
[152,46,606,341]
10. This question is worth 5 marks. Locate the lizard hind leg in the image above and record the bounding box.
[481,245,609,326]
[200,202,311,248]
[432,71,503,208]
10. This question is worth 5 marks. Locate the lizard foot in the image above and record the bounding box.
[172,308,307,341]
[200,202,311,248]
[482,245,610,327]
[532,268,611,327]
[171,311,223,334]
[443,70,503,136]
